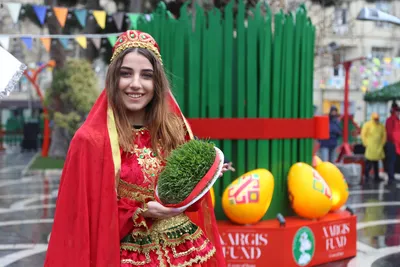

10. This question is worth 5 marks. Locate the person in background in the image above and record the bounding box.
[385,102,400,183]
[319,106,342,162]
[361,112,386,182]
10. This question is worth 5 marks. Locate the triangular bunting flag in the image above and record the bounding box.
[107,36,117,47]
[59,38,70,49]
[74,9,87,28]
[92,10,106,29]
[21,37,33,50]
[53,7,68,28]
[75,36,87,49]
[127,13,139,29]
[0,37,10,50]
[91,38,102,50]
[32,5,47,25]
[112,12,125,31]
[5,3,22,24]
[40,37,51,52]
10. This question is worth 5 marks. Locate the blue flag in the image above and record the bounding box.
[21,37,33,50]
[32,5,47,25]
[59,38,70,50]
[74,9,87,28]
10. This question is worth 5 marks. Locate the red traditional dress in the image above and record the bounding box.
[118,127,216,266]
[44,30,225,267]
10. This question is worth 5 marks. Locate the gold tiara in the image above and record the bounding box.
[110,30,162,63]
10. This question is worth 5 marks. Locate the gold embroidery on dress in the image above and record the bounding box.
[118,179,154,203]
[134,144,164,184]
[164,246,216,267]
[119,178,154,194]
[156,248,167,267]
[151,214,190,232]
[121,252,151,265]
[171,238,209,258]
[132,207,148,229]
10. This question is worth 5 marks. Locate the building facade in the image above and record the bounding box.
[309,0,400,124]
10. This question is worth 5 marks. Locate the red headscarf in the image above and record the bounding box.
[44,30,225,267]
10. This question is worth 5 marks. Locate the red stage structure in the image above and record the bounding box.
[24,60,55,157]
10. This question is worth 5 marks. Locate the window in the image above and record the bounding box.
[371,47,392,61]
[333,7,348,35]
[332,51,344,77]
[334,7,347,26]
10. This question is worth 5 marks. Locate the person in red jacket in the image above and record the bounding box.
[44,30,227,267]
[385,102,400,183]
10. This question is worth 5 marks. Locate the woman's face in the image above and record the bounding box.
[118,51,155,116]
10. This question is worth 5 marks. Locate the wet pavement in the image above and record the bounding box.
[0,151,398,267]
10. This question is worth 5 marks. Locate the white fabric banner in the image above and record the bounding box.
[0,46,27,97]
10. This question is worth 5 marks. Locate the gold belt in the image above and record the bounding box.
[151,213,192,233]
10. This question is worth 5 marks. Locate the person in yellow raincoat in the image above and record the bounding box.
[361,112,386,182]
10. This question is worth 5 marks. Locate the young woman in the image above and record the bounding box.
[45,30,227,267]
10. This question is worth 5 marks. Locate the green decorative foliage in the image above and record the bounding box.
[157,140,216,204]
[45,58,99,135]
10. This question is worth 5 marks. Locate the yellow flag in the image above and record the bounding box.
[92,10,106,29]
[75,36,87,49]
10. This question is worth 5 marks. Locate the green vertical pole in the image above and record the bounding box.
[259,6,273,220]
[298,13,308,164]
[200,13,208,118]
[304,21,315,165]
[172,5,189,112]
[222,1,234,193]
[207,8,223,218]
[292,8,304,164]
[188,5,204,118]
[236,0,246,177]
[246,10,257,171]
[282,14,295,216]
[257,4,271,172]
[265,12,283,218]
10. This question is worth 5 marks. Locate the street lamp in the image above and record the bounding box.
[357,7,400,25]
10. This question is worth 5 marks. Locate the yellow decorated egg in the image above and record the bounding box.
[222,169,274,225]
[316,162,349,211]
[210,187,215,207]
[288,163,332,219]
[312,155,322,168]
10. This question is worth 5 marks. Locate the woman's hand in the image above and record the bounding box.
[142,201,182,219]
[219,162,236,177]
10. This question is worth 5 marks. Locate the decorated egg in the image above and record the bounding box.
[210,187,215,207]
[312,155,322,168]
[288,163,332,219]
[222,169,274,225]
[316,162,349,211]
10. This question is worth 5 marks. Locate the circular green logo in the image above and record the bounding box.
[292,226,315,266]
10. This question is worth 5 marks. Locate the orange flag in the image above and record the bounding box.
[53,7,68,28]
[40,37,51,52]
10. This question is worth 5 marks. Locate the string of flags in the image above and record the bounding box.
[2,2,141,30]
[319,57,400,92]
[0,33,123,52]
